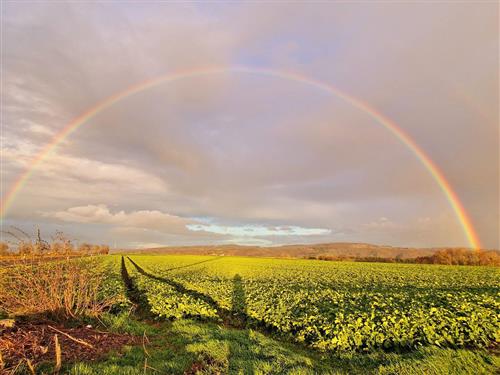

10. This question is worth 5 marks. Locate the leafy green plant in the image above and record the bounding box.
[123,255,499,352]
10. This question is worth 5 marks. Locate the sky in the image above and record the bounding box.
[1,2,498,249]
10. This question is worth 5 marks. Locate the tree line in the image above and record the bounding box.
[413,248,499,266]
[0,228,110,257]
[308,248,500,266]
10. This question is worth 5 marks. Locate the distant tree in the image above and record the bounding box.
[50,231,68,255]
[414,248,500,266]
[0,242,9,256]
[99,245,110,255]
[18,241,34,256]
[0,228,115,258]
[478,250,500,266]
[78,243,92,255]
[34,228,50,256]
[312,247,500,267]
[90,244,99,255]
[50,241,63,254]
[63,240,74,255]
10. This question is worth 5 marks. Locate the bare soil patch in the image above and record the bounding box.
[0,321,138,372]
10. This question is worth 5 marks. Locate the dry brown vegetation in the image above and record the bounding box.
[0,230,128,374]
[312,248,500,266]
[0,229,114,321]
[0,257,115,321]
[413,248,500,266]
[0,228,109,258]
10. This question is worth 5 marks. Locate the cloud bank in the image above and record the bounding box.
[2,2,498,248]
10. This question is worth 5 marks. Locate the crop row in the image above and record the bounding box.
[124,257,218,319]
[99,256,132,311]
[121,255,499,352]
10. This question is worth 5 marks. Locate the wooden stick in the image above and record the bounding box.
[53,335,61,374]
[26,358,36,375]
[142,331,150,358]
[146,364,160,373]
[48,326,94,349]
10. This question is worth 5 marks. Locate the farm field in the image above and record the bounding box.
[121,255,499,351]
[72,254,498,374]
[1,254,499,374]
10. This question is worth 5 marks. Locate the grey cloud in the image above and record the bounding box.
[2,2,497,248]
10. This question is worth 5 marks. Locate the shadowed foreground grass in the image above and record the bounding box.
[59,314,498,375]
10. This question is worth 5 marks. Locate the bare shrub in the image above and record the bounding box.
[0,257,115,320]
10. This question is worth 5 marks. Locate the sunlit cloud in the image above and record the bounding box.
[43,204,191,234]
[187,224,331,237]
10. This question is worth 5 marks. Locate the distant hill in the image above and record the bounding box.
[118,242,449,259]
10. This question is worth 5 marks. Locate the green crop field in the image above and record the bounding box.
[59,254,497,374]
[120,255,499,351]
[4,254,498,374]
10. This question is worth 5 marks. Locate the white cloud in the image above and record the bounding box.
[44,204,191,234]
[187,224,331,237]
[128,242,169,249]
[366,217,397,229]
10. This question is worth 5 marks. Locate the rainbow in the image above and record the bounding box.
[0,66,482,249]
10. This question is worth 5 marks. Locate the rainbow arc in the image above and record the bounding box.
[0,66,481,249]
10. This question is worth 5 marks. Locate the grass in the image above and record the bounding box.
[61,314,498,374]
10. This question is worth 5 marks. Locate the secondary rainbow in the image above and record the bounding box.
[0,66,482,249]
